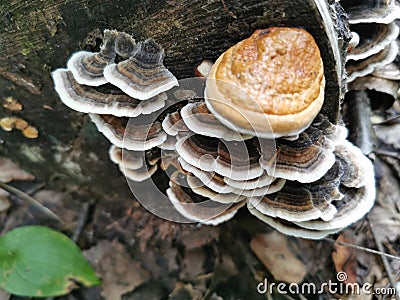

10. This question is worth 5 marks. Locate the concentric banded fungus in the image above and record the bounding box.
[347,41,399,82]
[162,110,189,136]
[186,173,247,204]
[259,120,347,183]
[347,22,399,61]
[349,76,400,106]
[110,145,161,182]
[52,69,167,117]
[104,39,178,100]
[167,171,246,225]
[223,171,275,190]
[67,29,117,86]
[181,101,251,141]
[342,0,400,24]
[109,145,144,169]
[249,160,343,223]
[245,213,339,240]
[249,140,376,238]
[231,178,286,197]
[178,158,235,194]
[115,32,138,58]
[205,27,325,138]
[51,6,379,239]
[89,114,167,151]
[176,134,264,180]
[120,164,158,182]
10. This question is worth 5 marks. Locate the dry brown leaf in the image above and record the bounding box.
[0,157,34,183]
[0,289,10,300]
[84,239,150,300]
[168,282,203,300]
[180,248,206,280]
[2,96,23,112]
[368,161,400,243]
[137,224,154,252]
[181,226,219,250]
[332,232,358,284]
[250,231,307,283]
[216,253,238,278]
[0,189,11,212]
[375,124,400,149]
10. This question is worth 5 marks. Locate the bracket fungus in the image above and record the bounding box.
[67,29,118,86]
[51,0,399,240]
[103,39,178,100]
[204,27,325,139]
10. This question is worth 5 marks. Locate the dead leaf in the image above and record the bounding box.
[0,289,10,300]
[137,225,154,252]
[2,96,23,112]
[250,231,307,283]
[368,160,400,243]
[375,124,400,149]
[181,226,219,250]
[168,282,203,300]
[84,239,150,300]
[332,232,358,284]
[0,189,11,212]
[0,157,34,183]
[180,248,206,280]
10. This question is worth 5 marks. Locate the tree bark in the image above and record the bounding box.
[0,0,341,198]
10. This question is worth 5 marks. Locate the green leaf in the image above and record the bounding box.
[0,225,100,297]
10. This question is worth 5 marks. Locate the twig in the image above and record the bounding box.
[220,0,237,19]
[375,150,400,160]
[0,181,66,230]
[71,202,90,243]
[368,218,400,300]
[323,237,400,261]
[373,114,400,126]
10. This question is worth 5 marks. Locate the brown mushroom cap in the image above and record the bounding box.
[205,27,325,138]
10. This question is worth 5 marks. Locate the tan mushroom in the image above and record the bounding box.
[204,27,325,139]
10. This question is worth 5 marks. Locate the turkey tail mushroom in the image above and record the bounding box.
[50,0,389,240]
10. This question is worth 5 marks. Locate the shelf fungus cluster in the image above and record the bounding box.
[52,0,385,239]
[344,0,400,106]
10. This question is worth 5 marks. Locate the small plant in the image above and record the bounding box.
[0,225,100,297]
